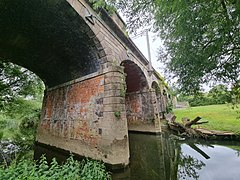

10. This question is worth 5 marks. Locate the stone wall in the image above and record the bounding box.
[39,75,104,146]
[125,91,154,126]
[37,71,129,168]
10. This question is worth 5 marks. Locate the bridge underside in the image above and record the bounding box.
[0,0,101,87]
[0,0,166,169]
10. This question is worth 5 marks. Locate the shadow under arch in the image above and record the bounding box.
[121,60,148,93]
[0,0,104,88]
[121,60,155,131]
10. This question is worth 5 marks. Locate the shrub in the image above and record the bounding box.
[0,156,111,180]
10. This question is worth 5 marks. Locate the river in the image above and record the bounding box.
[112,133,240,180]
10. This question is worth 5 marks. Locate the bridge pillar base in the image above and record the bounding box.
[36,71,129,169]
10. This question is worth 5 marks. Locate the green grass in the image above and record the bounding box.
[173,104,240,135]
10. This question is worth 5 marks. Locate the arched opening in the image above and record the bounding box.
[152,81,161,96]
[121,60,154,130]
[0,0,103,88]
[0,61,45,162]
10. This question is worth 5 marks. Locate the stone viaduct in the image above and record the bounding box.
[0,0,170,168]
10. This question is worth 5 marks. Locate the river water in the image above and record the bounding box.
[113,133,240,180]
[3,132,240,179]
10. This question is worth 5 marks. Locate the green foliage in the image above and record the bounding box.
[0,119,8,130]
[114,111,121,119]
[0,98,41,164]
[108,1,239,96]
[0,61,44,166]
[178,85,232,107]
[0,98,41,138]
[0,131,3,140]
[4,97,42,119]
[0,60,43,147]
[107,0,154,32]
[80,159,111,180]
[166,100,173,113]
[231,81,240,106]
[156,0,240,93]
[0,156,111,180]
[14,107,40,160]
[208,84,231,105]
[0,61,44,109]
[89,0,116,14]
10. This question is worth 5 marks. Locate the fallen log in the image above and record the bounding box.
[182,117,208,128]
[166,113,209,138]
[166,113,234,139]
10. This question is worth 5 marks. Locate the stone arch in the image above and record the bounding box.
[121,60,148,93]
[0,0,106,88]
[152,81,161,96]
[121,60,155,130]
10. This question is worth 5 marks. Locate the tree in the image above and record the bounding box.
[0,60,44,110]
[153,0,240,94]
[208,84,231,104]
[91,0,240,96]
[0,60,44,154]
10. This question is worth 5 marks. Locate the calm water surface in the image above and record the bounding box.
[113,133,240,180]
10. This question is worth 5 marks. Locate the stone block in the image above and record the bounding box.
[103,97,125,105]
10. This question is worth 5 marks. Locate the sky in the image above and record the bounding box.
[129,31,165,75]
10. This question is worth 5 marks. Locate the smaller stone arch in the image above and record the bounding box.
[121,60,156,131]
[121,60,148,93]
[152,81,161,96]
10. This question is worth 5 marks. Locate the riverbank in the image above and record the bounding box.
[173,104,240,135]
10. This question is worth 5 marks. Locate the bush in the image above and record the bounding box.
[0,156,111,180]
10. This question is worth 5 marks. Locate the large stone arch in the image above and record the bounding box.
[0,0,106,88]
[0,0,131,168]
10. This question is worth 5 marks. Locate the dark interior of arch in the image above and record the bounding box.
[121,60,148,93]
[0,0,101,87]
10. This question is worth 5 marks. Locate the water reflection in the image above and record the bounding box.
[113,133,240,180]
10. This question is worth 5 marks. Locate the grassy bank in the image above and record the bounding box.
[173,104,240,135]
